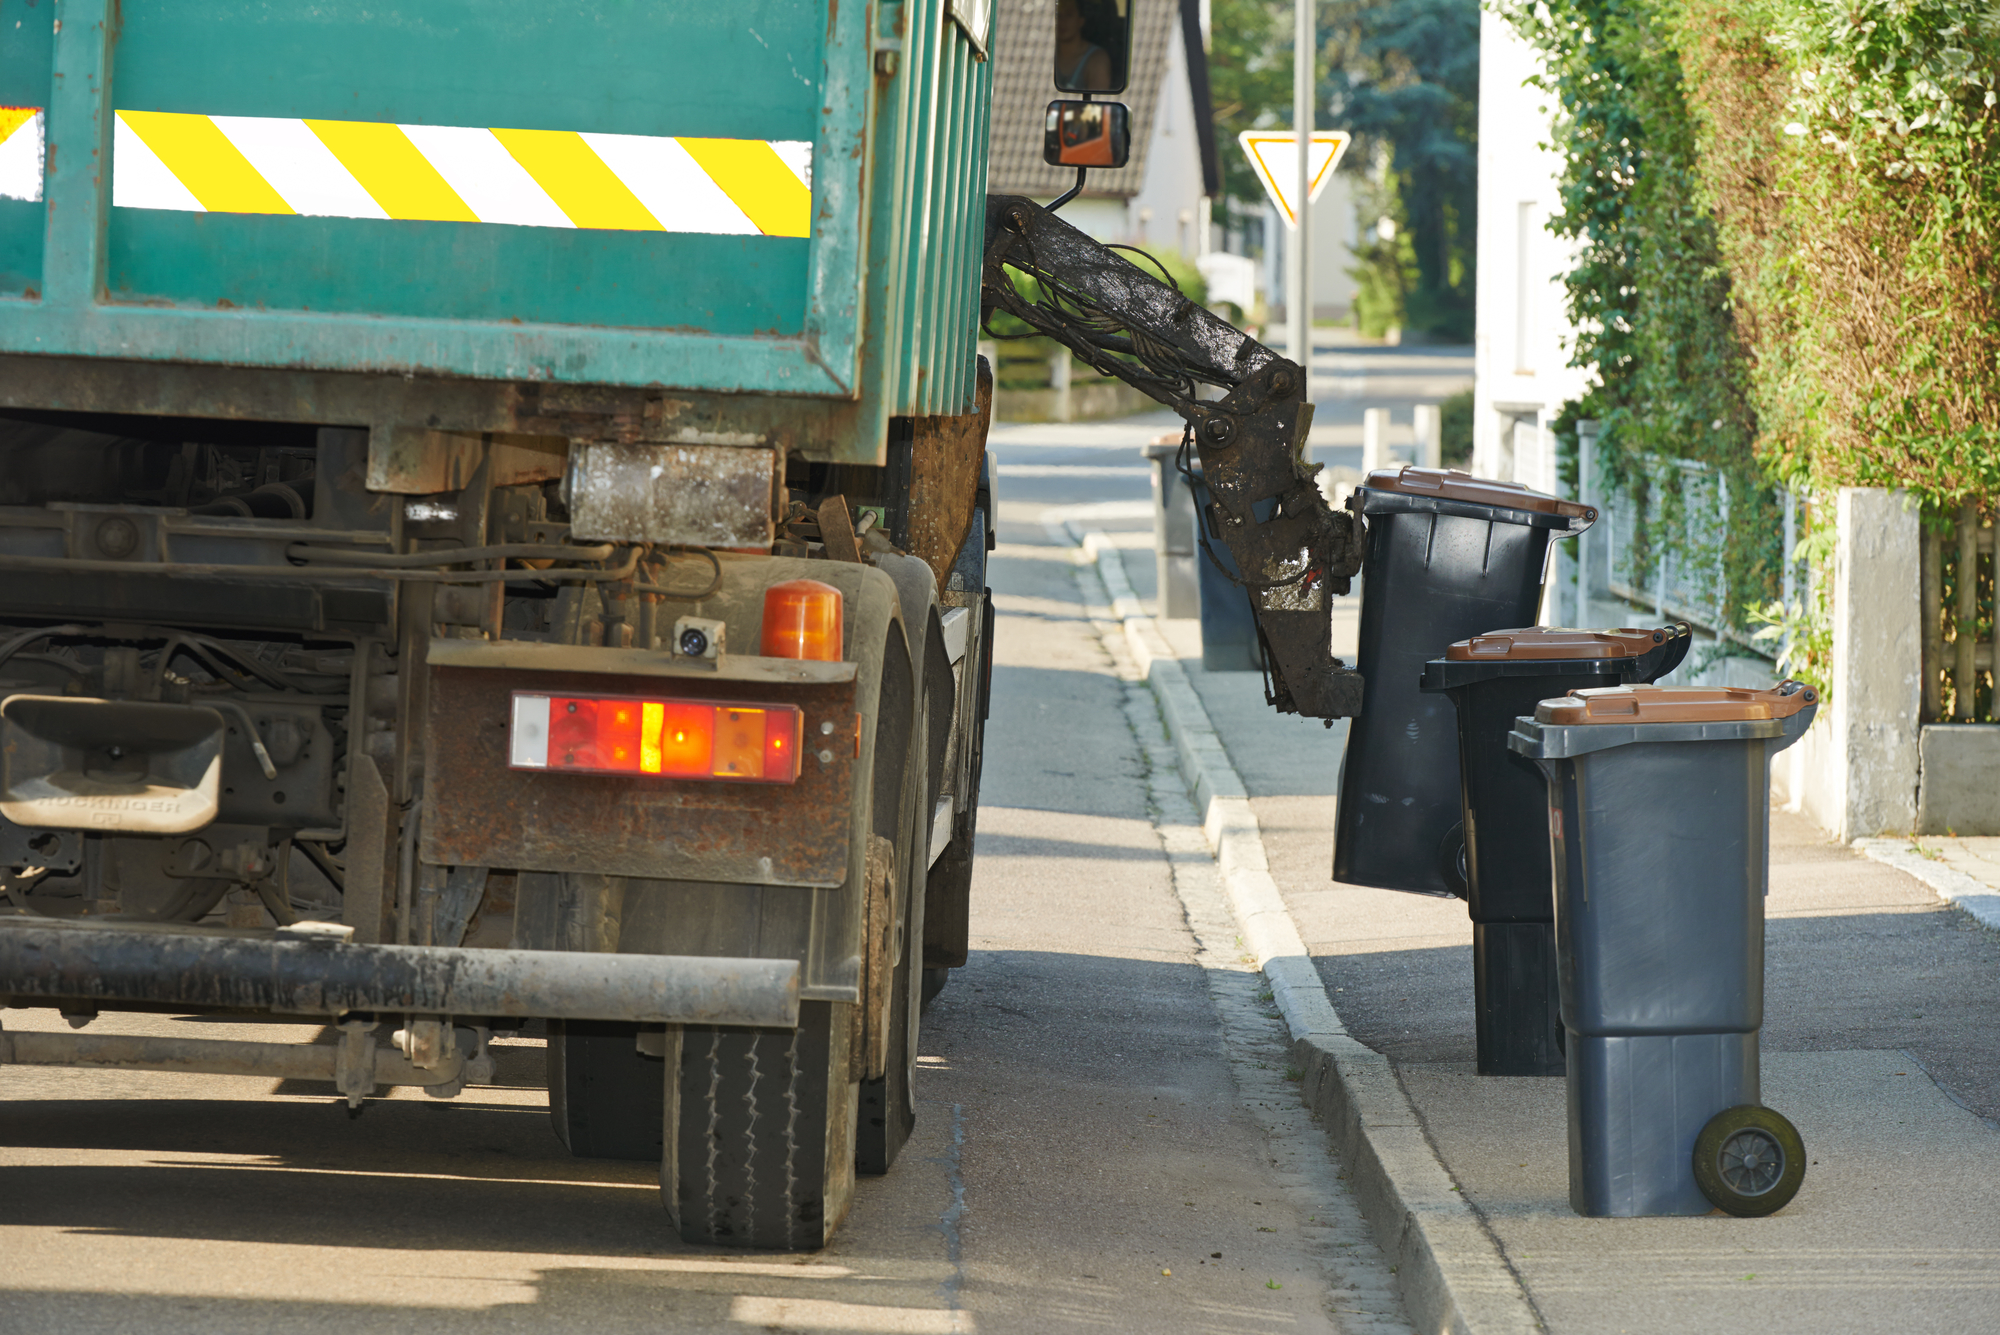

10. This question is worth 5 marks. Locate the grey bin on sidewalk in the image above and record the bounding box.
[1335,467,1597,896]
[1142,435,1199,620]
[1510,682,1819,1218]
[1419,623,1692,1078]
[1141,433,1259,671]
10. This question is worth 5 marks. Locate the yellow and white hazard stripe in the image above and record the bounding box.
[0,107,43,203]
[0,108,811,238]
[90,110,806,238]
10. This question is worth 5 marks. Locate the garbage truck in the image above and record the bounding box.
[0,0,1008,1250]
[0,0,1365,1249]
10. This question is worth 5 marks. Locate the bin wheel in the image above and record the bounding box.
[1437,822,1469,899]
[1693,1105,1805,1217]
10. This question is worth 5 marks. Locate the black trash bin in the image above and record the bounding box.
[1419,623,1692,1077]
[1334,467,1596,895]
[1509,682,1818,1218]
[1134,441,1259,666]
[1187,467,1261,672]
[1141,435,1200,620]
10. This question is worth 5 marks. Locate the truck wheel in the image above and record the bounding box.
[670,1001,857,1249]
[922,591,994,1006]
[1693,1104,1806,1217]
[666,618,900,1243]
[921,839,973,1009]
[921,966,950,1009]
[546,1020,664,1161]
[858,676,930,1176]
[857,920,919,1175]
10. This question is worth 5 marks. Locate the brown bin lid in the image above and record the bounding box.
[1363,465,1596,524]
[1446,626,1676,661]
[1536,683,1818,725]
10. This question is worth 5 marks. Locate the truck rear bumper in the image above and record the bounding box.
[0,917,799,1028]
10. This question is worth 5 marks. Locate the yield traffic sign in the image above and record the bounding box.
[1237,131,1352,229]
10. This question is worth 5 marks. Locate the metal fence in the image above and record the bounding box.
[1572,424,1994,716]
[1577,433,1788,659]
[1922,504,1995,722]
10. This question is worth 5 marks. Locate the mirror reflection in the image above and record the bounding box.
[1043,100,1132,169]
[1053,0,1130,94]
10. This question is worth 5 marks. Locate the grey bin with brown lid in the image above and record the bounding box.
[1418,623,1692,1077]
[1334,466,1596,897]
[1509,682,1818,1219]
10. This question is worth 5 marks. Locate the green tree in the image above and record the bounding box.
[1323,0,1481,339]
[1207,0,1294,221]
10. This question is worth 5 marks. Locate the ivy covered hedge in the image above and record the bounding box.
[1501,0,1999,679]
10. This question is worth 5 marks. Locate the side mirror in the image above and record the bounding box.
[1053,0,1131,94]
[1044,100,1132,169]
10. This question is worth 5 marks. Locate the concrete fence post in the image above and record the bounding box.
[1362,408,1391,475]
[1412,404,1442,470]
[1800,488,1921,839]
[1575,420,1607,624]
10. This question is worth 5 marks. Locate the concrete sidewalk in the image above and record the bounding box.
[1090,526,2000,1334]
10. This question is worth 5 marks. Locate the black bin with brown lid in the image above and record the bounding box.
[1510,682,1818,1219]
[1418,623,1691,1076]
[1334,466,1597,897]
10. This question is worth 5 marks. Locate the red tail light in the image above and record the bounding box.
[761,579,844,662]
[509,692,803,783]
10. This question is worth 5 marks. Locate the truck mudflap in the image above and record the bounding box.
[0,918,799,1028]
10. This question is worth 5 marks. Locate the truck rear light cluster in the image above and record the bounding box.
[509,692,803,783]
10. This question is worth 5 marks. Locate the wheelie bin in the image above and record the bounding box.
[1334,467,1596,895]
[1418,623,1692,1077]
[1141,435,1200,619]
[1509,681,1818,1218]
[1138,438,1258,665]
[1193,477,1262,672]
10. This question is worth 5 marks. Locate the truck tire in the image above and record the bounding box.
[857,926,919,1174]
[671,1001,857,1249]
[922,592,993,1005]
[921,965,950,1009]
[857,671,931,1176]
[666,617,906,1248]
[546,1020,665,1161]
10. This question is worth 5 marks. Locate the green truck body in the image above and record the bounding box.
[1,0,991,459]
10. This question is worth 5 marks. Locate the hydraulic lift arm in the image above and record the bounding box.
[981,195,1366,719]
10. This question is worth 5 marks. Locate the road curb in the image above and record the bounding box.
[1852,839,2000,933]
[1075,528,1541,1335]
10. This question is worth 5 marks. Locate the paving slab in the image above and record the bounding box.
[1856,834,2000,933]
[1920,834,2000,888]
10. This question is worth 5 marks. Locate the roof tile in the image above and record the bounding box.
[986,0,1173,200]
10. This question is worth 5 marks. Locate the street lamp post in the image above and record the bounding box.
[1290,0,1313,373]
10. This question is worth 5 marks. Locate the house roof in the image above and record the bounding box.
[987,0,1214,201]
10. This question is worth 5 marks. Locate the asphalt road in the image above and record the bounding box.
[0,371,1437,1333]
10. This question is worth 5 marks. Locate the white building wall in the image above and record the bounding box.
[1127,17,1208,257]
[1260,171,1360,323]
[1473,9,1591,483]
[1055,197,1129,242]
